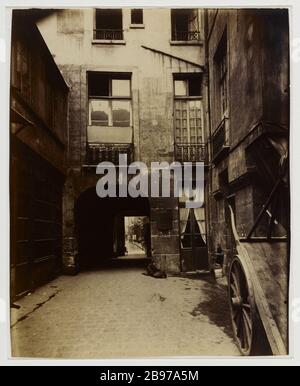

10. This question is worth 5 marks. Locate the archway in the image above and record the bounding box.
[75,188,151,269]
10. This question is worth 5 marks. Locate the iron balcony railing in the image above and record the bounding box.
[171,30,201,42]
[86,143,133,165]
[175,143,206,163]
[212,117,230,162]
[93,29,124,40]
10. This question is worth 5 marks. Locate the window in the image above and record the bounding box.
[214,30,228,119]
[171,9,200,41]
[88,73,132,127]
[94,9,123,40]
[131,9,143,25]
[174,75,204,144]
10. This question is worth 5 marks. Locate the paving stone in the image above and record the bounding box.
[10,264,240,358]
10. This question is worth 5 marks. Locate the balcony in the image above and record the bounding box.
[212,118,230,165]
[86,143,134,166]
[170,9,202,44]
[175,143,206,163]
[93,29,124,41]
[171,30,201,42]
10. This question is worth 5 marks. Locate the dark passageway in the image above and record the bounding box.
[75,189,151,269]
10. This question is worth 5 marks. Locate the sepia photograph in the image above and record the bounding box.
[3,2,294,363]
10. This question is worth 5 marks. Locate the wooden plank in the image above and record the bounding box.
[241,237,288,347]
[229,206,287,355]
[237,243,287,355]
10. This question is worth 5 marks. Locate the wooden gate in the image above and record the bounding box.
[10,137,64,300]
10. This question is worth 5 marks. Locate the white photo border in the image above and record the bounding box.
[0,0,299,366]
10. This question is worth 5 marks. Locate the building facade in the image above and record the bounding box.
[9,7,290,355]
[36,8,209,274]
[205,9,289,353]
[205,8,289,269]
[10,11,69,299]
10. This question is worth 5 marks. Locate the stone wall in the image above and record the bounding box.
[206,9,289,270]
[37,8,206,274]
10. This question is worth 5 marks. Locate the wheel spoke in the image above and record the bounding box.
[242,305,251,318]
[230,259,254,354]
[239,316,246,348]
[233,264,241,291]
[233,307,240,321]
[236,310,243,338]
[241,319,249,350]
[231,271,240,295]
[242,308,252,331]
[239,269,248,303]
[242,311,252,349]
[230,283,238,297]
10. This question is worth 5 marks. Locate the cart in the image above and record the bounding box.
[227,137,289,356]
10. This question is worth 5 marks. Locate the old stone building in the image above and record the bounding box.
[36,8,209,274]
[204,9,289,354]
[10,10,69,299]
[205,8,289,270]
[9,7,291,357]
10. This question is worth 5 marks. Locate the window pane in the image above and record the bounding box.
[88,73,109,96]
[95,9,123,30]
[89,100,109,126]
[112,100,131,126]
[112,79,130,97]
[189,100,203,142]
[174,80,187,96]
[188,77,201,96]
[131,9,143,24]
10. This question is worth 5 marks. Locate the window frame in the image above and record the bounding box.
[214,29,228,120]
[88,73,132,128]
[93,8,124,41]
[130,9,144,25]
[173,76,204,145]
[170,9,201,42]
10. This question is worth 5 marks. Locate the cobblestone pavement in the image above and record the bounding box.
[11,259,240,359]
[125,241,145,255]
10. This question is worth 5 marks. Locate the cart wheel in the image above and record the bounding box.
[228,256,258,356]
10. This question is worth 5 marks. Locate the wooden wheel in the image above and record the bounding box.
[228,256,257,356]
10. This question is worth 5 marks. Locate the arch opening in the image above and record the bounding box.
[75,188,151,270]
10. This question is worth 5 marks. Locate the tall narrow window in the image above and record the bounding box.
[94,9,123,40]
[131,9,143,25]
[214,30,228,119]
[174,76,204,144]
[88,73,131,127]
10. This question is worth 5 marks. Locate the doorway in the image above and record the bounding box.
[179,206,208,271]
[124,216,151,257]
[75,189,151,269]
